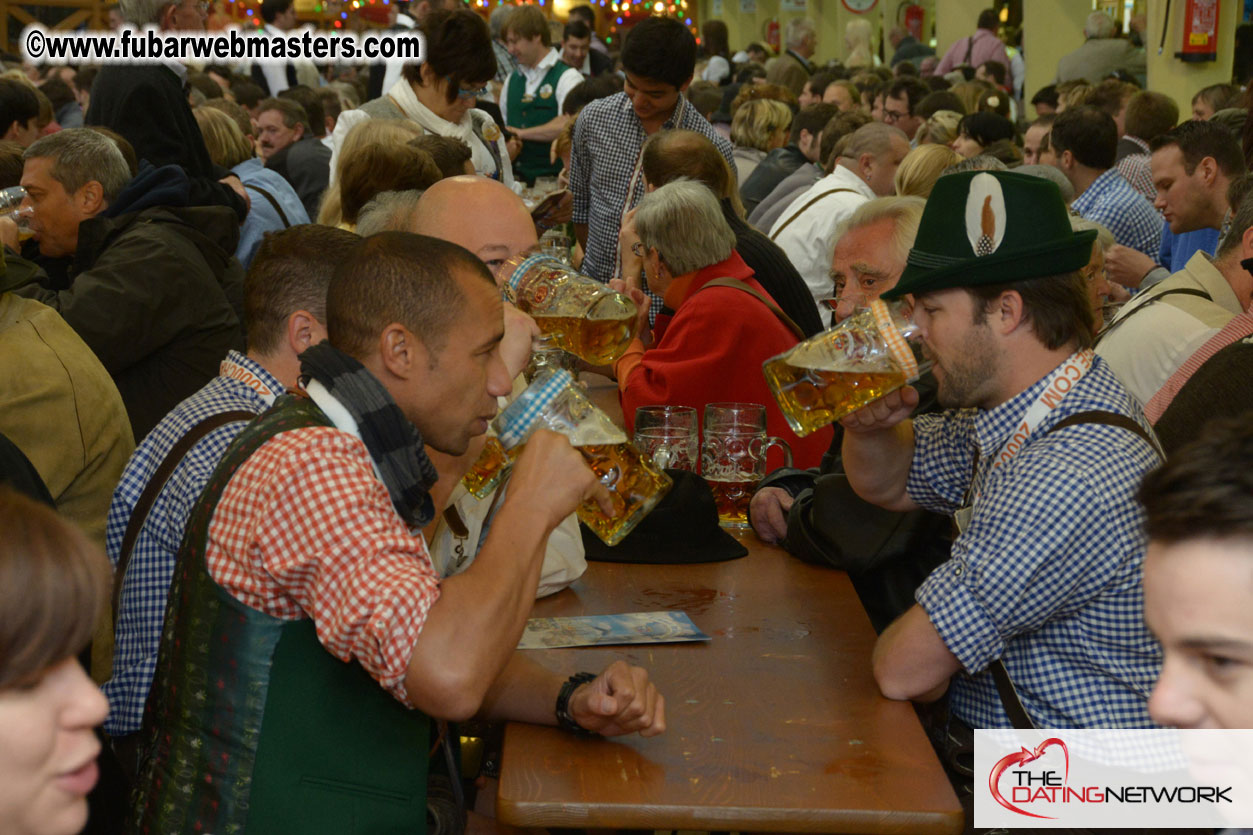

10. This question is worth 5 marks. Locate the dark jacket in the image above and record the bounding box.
[1,162,245,439]
[265,137,331,221]
[722,200,824,338]
[757,372,950,632]
[890,35,935,67]
[85,64,247,221]
[739,144,809,216]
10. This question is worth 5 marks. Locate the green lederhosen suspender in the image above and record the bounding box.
[130,394,431,834]
[506,59,569,185]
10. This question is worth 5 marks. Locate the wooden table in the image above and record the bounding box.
[496,535,963,834]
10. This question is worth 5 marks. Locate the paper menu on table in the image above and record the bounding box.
[518,611,709,649]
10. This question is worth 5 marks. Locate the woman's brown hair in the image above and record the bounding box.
[0,488,109,689]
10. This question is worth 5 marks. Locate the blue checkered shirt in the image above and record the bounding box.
[910,356,1163,729]
[569,91,735,320]
[1071,168,1163,261]
[102,351,278,735]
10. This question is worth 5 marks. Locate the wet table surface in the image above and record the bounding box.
[496,533,964,834]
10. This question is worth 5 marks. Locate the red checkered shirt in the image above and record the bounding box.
[205,424,440,706]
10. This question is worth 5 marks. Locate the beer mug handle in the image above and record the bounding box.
[764,436,792,468]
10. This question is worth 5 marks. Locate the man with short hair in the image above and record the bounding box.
[1107,119,1246,288]
[1021,114,1054,166]
[798,71,835,109]
[257,96,331,219]
[888,25,934,68]
[882,77,929,143]
[85,0,248,221]
[130,233,665,832]
[561,20,613,79]
[765,18,817,97]
[741,101,839,217]
[1113,90,1179,201]
[822,79,859,112]
[0,129,244,439]
[1140,419,1253,730]
[845,170,1162,729]
[613,180,832,469]
[407,175,588,598]
[501,5,583,185]
[570,16,734,304]
[934,8,1009,77]
[770,122,910,326]
[1056,11,1146,84]
[750,196,950,631]
[252,0,299,96]
[0,78,41,147]
[1053,105,1161,259]
[104,225,357,748]
[568,4,609,57]
[1096,167,1253,407]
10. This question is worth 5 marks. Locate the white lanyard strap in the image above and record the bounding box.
[988,349,1095,473]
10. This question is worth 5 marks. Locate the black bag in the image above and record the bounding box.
[782,472,951,632]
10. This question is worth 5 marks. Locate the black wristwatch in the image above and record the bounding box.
[555,671,599,736]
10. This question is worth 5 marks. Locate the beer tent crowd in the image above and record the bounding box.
[3,2,1253,833]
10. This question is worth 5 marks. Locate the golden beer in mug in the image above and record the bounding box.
[531,311,637,367]
[701,403,791,530]
[460,436,519,499]
[575,440,672,546]
[763,300,926,437]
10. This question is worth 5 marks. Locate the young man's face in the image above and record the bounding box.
[797,79,822,109]
[1145,537,1253,729]
[911,287,1001,409]
[882,93,921,141]
[1152,145,1214,234]
[623,72,686,125]
[405,270,513,456]
[561,35,590,69]
[506,31,547,68]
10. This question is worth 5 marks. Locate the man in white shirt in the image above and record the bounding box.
[253,0,298,96]
[769,123,910,326]
[500,5,583,186]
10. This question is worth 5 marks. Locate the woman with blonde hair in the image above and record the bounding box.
[192,106,309,268]
[317,117,424,226]
[729,98,792,182]
[843,18,876,69]
[0,488,111,835]
[894,143,961,198]
[915,109,962,146]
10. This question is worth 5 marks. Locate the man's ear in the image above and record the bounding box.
[158,1,178,29]
[677,75,693,95]
[1239,223,1253,261]
[995,289,1028,335]
[1198,155,1218,186]
[77,181,107,215]
[0,122,16,142]
[293,122,305,141]
[858,151,875,177]
[286,310,325,355]
[377,322,431,380]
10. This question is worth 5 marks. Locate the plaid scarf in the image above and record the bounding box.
[299,341,438,528]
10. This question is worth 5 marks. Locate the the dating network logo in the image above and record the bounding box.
[988,737,1071,819]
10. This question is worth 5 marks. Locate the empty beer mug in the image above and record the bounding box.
[701,403,791,529]
[632,405,698,472]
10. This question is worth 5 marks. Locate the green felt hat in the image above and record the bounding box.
[883,170,1098,300]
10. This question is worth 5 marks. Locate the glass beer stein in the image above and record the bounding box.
[701,403,792,529]
[762,299,929,438]
[499,252,639,366]
[632,405,698,472]
[494,368,672,546]
[460,432,517,500]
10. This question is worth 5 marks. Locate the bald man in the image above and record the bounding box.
[381,175,588,599]
[410,175,539,279]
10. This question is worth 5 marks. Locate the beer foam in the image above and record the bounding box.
[787,339,894,373]
[568,423,628,447]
